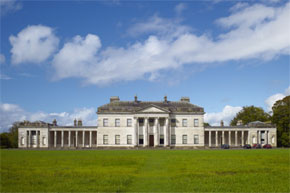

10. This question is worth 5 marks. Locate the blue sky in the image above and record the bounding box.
[0,0,289,131]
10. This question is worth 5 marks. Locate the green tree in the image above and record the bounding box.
[0,133,11,148]
[230,106,271,126]
[272,95,290,147]
[204,122,211,127]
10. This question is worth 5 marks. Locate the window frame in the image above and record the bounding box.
[171,135,176,144]
[194,119,199,127]
[115,135,120,144]
[194,134,199,144]
[182,119,187,127]
[182,135,187,144]
[103,118,108,127]
[127,119,132,127]
[127,135,132,144]
[103,135,108,144]
[139,135,144,145]
[115,119,120,127]
[160,135,164,145]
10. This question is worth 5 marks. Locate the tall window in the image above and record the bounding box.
[160,135,164,145]
[21,137,25,145]
[182,119,187,127]
[171,135,176,144]
[115,135,120,144]
[182,135,187,144]
[171,119,176,127]
[194,135,199,144]
[115,119,120,127]
[103,135,108,144]
[139,135,144,145]
[252,136,256,144]
[103,119,108,127]
[127,119,132,127]
[42,137,46,145]
[194,119,199,127]
[127,135,132,144]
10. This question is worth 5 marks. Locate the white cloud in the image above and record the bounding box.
[265,86,290,111]
[0,53,5,64]
[10,25,59,65]
[0,73,12,80]
[0,0,22,16]
[0,103,97,133]
[204,105,243,126]
[50,2,290,85]
[175,3,187,15]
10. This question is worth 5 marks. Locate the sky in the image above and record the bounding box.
[0,0,289,132]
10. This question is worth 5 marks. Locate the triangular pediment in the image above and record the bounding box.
[137,104,169,113]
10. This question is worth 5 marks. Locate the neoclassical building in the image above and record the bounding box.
[18,96,277,148]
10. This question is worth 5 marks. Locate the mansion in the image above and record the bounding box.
[18,96,277,148]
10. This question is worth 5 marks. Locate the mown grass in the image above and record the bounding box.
[0,149,289,192]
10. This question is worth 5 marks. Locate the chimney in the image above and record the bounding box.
[52,119,57,126]
[237,120,243,126]
[164,95,167,103]
[220,120,224,127]
[134,95,138,102]
[74,119,77,127]
[110,96,120,103]
[180,97,190,102]
[78,119,83,126]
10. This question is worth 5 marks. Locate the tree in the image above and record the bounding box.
[204,122,211,127]
[272,96,290,147]
[0,133,11,148]
[0,122,20,148]
[230,106,271,126]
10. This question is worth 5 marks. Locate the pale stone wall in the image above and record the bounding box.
[18,127,49,148]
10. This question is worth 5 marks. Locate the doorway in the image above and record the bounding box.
[149,135,154,147]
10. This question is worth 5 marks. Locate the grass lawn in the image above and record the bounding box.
[0,149,289,192]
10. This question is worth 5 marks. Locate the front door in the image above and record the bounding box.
[149,135,154,147]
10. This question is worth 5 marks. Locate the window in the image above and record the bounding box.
[103,119,108,127]
[103,135,108,144]
[127,119,132,127]
[182,135,187,144]
[171,135,176,144]
[171,119,176,127]
[139,135,144,145]
[160,135,164,145]
[115,135,120,144]
[194,119,199,127]
[115,119,120,127]
[194,135,199,144]
[139,119,144,124]
[127,135,132,144]
[42,137,46,145]
[21,137,25,145]
[182,119,187,127]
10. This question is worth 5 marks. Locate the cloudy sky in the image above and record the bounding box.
[1,0,289,132]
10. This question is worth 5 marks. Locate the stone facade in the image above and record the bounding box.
[18,96,277,148]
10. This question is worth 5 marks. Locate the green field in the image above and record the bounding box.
[1,149,289,192]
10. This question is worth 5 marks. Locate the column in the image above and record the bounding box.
[165,118,169,146]
[54,130,57,148]
[83,131,85,147]
[89,131,92,148]
[36,130,38,148]
[95,131,98,147]
[68,130,71,147]
[28,130,31,148]
[235,131,237,146]
[247,131,250,145]
[76,131,78,147]
[215,131,218,147]
[222,131,225,144]
[266,130,268,144]
[208,131,212,147]
[229,131,231,146]
[258,130,261,144]
[242,131,244,146]
[144,118,148,147]
[61,130,64,148]
[154,118,159,147]
[134,118,138,146]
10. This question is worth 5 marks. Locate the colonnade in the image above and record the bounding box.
[206,130,248,147]
[26,130,41,148]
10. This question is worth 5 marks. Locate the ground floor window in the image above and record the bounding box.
[103,135,108,144]
[182,135,187,144]
[252,136,256,144]
[160,135,164,145]
[21,137,25,145]
[194,135,199,144]
[171,135,176,144]
[127,135,132,144]
[42,137,46,145]
[139,135,144,145]
[115,135,120,144]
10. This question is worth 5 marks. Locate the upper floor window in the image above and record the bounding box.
[103,119,108,127]
[127,135,132,144]
[194,119,199,127]
[115,135,120,144]
[182,135,187,144]
[194,135,199,144]
[103,135,108,144]
[127,119,132,127]
[115,119,120,127]
[182,119,187,127]
[171,119,176,127]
